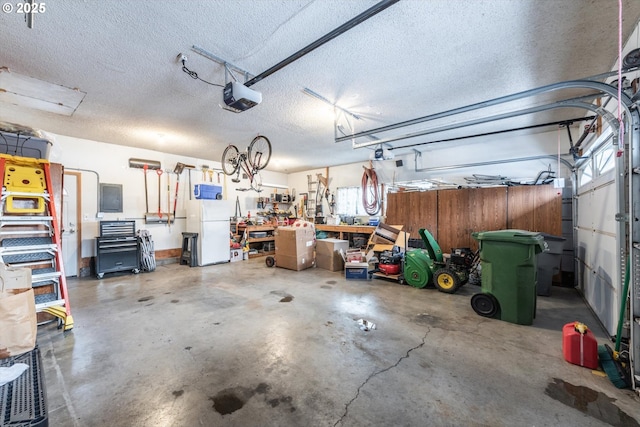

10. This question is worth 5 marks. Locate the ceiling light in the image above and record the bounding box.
[302,88,362,120]
[0,68,85,116]
[262,182,289,190]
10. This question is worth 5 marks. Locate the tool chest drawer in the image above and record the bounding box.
[99,220,136,237]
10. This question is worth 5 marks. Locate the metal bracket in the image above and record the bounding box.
[616,213,629,222]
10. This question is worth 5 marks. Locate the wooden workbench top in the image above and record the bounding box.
[315,224,376,233]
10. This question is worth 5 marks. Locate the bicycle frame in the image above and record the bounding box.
[234,153,262,192]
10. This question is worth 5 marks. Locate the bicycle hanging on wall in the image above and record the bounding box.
[221,134,272,192]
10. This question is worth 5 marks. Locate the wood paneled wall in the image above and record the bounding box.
[386,184,561,252]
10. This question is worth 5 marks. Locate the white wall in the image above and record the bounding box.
[286,128,572,219]
[47,133,287,258]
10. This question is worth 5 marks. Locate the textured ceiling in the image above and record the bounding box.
[1,0,640,173]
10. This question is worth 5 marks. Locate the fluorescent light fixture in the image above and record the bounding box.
[261,182,289,190]
[0,68,86,116]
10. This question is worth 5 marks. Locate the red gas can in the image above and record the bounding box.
[562,322,598,369]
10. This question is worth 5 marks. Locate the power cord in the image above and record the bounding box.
[181,59,224,88]
[361,165,381,215]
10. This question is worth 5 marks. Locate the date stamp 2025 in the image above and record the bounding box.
[2,2,46,14]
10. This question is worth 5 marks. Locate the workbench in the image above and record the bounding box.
[315,224,376,241]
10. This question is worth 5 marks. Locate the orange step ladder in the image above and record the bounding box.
[0,154,73,330]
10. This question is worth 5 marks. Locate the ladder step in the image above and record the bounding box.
[2,190,50,198]
[2,237,52,246]
[0,230,51,236]
[0,215,54,222]
[1,249,56,264]
[32,279,58,288]
[34,293,63,308]
[32,267,61,285]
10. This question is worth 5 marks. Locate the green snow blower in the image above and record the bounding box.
[403,228,476,293]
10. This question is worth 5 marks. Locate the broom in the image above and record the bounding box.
[598,258,631,388]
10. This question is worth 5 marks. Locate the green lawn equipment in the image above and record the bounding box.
[403,228,477,293]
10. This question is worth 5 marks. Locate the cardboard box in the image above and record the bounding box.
[316,238,349,271]
[345,248,364,262]
[274,226,316,271]
[230,248,243,262]
[345,261,369,280]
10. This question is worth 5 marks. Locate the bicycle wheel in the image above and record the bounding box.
[248,135,272,170]
[221,145,240,175]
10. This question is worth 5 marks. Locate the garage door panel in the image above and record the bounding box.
[576,208,619,336]
[584,264,616,335]
[591,182,617,234]
[575,192,593,229]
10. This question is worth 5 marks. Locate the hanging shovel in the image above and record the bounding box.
[143,163,149,213]
[156,169,163,219]
[173,162,185,219]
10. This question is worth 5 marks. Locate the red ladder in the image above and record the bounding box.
[0,154,73,330]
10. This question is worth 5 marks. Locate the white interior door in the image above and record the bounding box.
[62,173,80,277]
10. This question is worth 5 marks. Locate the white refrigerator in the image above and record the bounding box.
[185,199,232,266]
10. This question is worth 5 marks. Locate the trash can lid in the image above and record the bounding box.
[539,232,566,242]
[472,229,547,252]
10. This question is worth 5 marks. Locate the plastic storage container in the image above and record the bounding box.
[471,229,547,325]
[345,262,369,279]
[194,184,222,200]
[536,233,566,296]
[0,346,48,427]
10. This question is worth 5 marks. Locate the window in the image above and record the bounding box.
[579,162,593,187]
[336,186,362,216]
[336,185,385,216]
[594,145,615,176]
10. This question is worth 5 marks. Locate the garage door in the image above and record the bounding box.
[575,140,621,336]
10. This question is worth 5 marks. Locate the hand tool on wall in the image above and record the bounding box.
[156,169,163,219]
[173,162,186,219]
[235,196,241,220]
[167,171,171,226]
[143,164,149,213]
[131,158,166,224]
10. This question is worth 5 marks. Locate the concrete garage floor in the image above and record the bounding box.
[37,260,640,426]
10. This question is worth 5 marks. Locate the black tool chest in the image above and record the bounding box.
[95,221,140,279]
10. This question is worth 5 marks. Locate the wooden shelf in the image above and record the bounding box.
[248,250,275,259]
[247,236,274,243]
[237,224,276,258]
[315,224,376,240]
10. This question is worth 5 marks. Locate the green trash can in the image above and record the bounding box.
[470,230,547,325]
